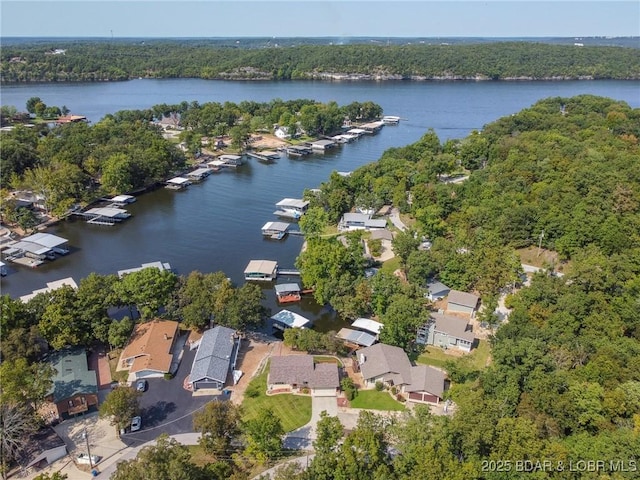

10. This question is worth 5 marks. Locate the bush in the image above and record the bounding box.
[396,393,406,402]
[301,387,310,395]
[391,386,398,395]
[341,377,357,401]
[245,384,261,398]
[163,372,174,380]
[375,381,384,391]
[369,238,383,257]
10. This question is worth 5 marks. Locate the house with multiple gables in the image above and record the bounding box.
[189,325,241,391]
[416,312,477,352]
[268,355,340,397]
[44,347,98,418]
[356,343,448,405]
[118,319,180,381]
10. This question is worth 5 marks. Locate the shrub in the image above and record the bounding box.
[391,386,398,395]
[301,387,310,395]
[375,381,384,391]
[163,372,174,380]
[369,238,383,257]
[245,384,261,398]
[396,393,406,402]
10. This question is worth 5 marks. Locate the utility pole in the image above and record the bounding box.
[537,230,545,257]
[83,427,93,469]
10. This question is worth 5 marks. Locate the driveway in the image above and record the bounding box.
[120,346,221,445]
[283,395,338,450]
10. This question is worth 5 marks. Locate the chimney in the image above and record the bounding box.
[164,333,168,340]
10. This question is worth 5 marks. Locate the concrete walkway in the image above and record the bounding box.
[389,208,407,232]
[283,395,338,450]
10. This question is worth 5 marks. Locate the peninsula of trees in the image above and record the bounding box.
[2,41,639,82]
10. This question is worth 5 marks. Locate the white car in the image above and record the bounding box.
[77,453,101,465]
[130,416,142,432]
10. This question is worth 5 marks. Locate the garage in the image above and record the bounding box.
[311,387,337,397]
[408,391,440,404]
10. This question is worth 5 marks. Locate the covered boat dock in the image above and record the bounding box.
[271,309,312,331]
[261,221,290,240]
[244,260,278,281]
[274,283,301,304]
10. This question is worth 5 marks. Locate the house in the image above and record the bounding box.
[244,259,278,281]
[271,309,312,331]
[274,126,291,139]
[416,312,476,352]
[119,319,179,381]
[356,343,448,405]
[44,347,98,418]
[189,326,240,391]
[404,365,447,404]
[446,290,480,317]
[356,343,413,389]
[20,277,78,303]
[23,428,68,470]
[426,280,451,301]
[268,355,339,396]
[338,213,387,231]
[309,139,336,151]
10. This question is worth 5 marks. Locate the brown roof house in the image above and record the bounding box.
[44,347,98,419]
[119,319,179,381]
[268,355,340,397]
[356,343,448,405]
[416,312,476,352]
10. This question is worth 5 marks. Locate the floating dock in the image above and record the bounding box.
[247,151,280,163]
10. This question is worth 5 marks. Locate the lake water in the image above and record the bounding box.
[1,79,639,329]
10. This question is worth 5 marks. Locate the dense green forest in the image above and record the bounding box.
[2,41,639,82]
[1,95,639,479]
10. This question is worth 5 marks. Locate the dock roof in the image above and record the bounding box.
[262,221,290,232]
[274,283,301,294]
[271,309,312,329]
[187,167,210,177]
[244,259,278,275]
[20,277,78,303]
[276,198,309,209]
[337,328,377,347]
[166,176,190,185]
[351,318,384,335]
[86,207,129,218]
[117,261,172,278]
[110,194,135,203]
[21,233,68,248]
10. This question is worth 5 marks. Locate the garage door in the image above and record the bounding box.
[194,380,221,390]
[312,388,337,397]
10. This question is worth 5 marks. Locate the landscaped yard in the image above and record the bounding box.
[241,365,312,433]
[314,355,343,367]
[380,256,402,274]
[107,348,128,383]
[416,339,491,371]
[349,389,406,411]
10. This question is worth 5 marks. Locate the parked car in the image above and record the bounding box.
[77,453,101,465]
[136,380,147,392]
[130,416,142,432]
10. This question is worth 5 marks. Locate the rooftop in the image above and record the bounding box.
[357,343,413,385]
[271,309,312,328]
[269,355,339,389]
[447,290,480,309]
[120,320,179,374]
[190,326,237,384]
[430,312,476,342]
[45,347,97,403]
[244,259,278,275]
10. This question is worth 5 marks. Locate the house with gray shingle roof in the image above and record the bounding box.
[356,343,448,405]
[189,326,240,391]
[268,355,339,397]
[446,289,480,317]
[45,347,98,418]
[416,312,476,352]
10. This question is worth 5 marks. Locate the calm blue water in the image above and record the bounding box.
[1,79,639,328]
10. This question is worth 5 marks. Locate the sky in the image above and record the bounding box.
[1,1,639,38]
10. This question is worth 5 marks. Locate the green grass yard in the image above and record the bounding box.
[240,365,312,433]
[416,339,491,372]
[349,389,406,411]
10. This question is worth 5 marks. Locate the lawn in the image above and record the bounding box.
[241,365,312,433]
[349,389,406,411]
[107,348,129,383]
[380,256,402,274]
[416,339,492,372]
[314,355,344,367]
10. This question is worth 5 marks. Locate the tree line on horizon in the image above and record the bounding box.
[1,41,639,82]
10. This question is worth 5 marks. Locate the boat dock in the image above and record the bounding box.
[261,221,290,240]
[285,145,312,157]
[277,268,300,276]
[73,206,132,225]
[247,151,280,163]
[274,283,302,304]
